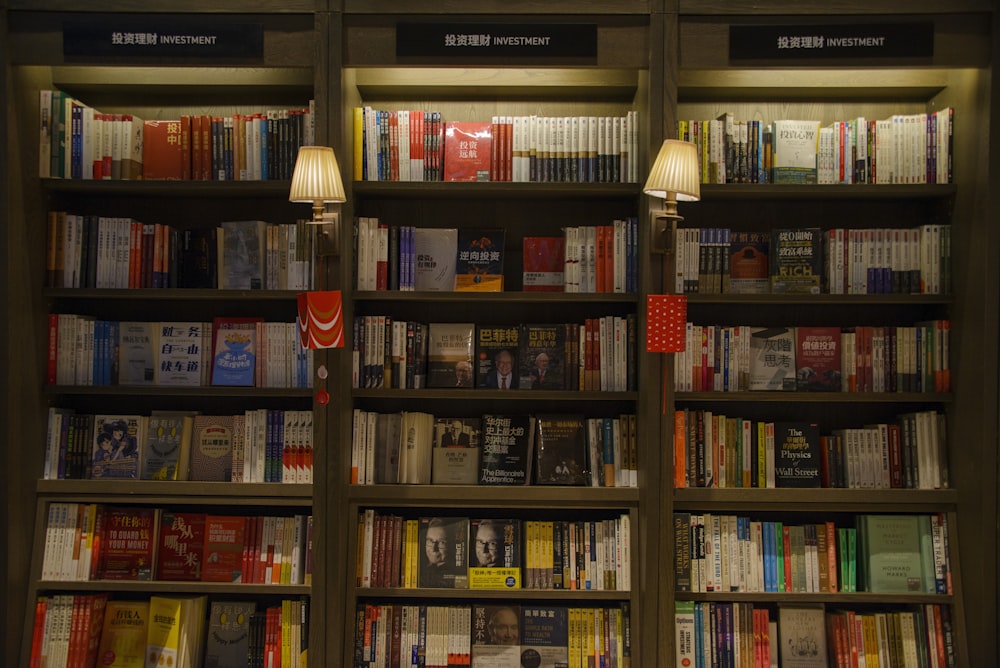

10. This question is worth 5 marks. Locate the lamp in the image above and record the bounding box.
[289,145,347,256]
[643,139,701,253]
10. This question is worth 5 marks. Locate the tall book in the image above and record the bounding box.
[443,121,493,182]
[96,506,161,581]
[518,324,567,390]
[475,325,519,390]
[144,595,208,668]
[210,316,261,387]
[418,516,470,589]
[189,414,235,482]
[522,236,565,292]
[203,600,257,668]
[455,227,505,291]
[154,322,207,387]
[142,119,186,180]
[140,410,195,481]
[91,415,144,479]
[858,514,935,593]
[771,119,821,184]
[773,422,822,488]
[413,227,458,291]
[520,606,568,668]
[534,414,589,486]
[201,515,248,583]
[426,322,475,388]
[155,511,206,582]
[218,220,269,289]
[471,604,521,666]
[777,604,828,667]
[479,414,535,486]
[795,326,842,392]
[117,321,156,386]
[431,417,481,485]
[396,411,435,484]
[96,600,150,668]
[770,228,822,294]
[726,230,770,294]
[468,518,521,590]
[749,327,797,391]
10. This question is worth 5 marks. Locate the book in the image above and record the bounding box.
[178,227,218,289]
[858,514,935,593]
[674,601,696,667]
[218,220,269,290]
[522,236,565,292]
[770,228,822,294]
[91,415,143,479]
[96,600,150,668]
[140,411,195,481]
[189,414,235,482]
[418,516,469,589]
[726,230,770,294]
[426,322,475,388]
[534,414,589,485]
[203,600,256,668]
[202,515,248,583]
[116,321,156,385]
[141,119,186,180]
[475,325,519,390]
[518,324,567,390]
[773,422,822,488]
[155,511,206,581]
[479,414,535,485]
[771,119,821,184]
[144,595,208,668]
[432,417,481,485]
[414,227,458,291]
[468,518,521,589]
[519,606,568,668]
[210,317,261,387]
[154,322,206,386]
[397,411,435,484]
[777,604,828,667]
[795,326,842,391]
[749,327,797,391]
[472,604,521,666]
[454,227,504,291]
[96,506,160,581]
[443,121,493,182]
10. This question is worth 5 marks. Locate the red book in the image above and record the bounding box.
[155,511,206,581]
[28,597,46,668]
[795,326,842,391]
[782,525,793,593]
[202,515,248,582]
[180,114,192,180]
[522,236,565,293]
[96,506,160,581]
[142,119,186,180]
[82,593,109,668]
[241,515,258,583]
[443,121,492,182]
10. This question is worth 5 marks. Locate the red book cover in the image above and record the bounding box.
[795,326,842,391]
[504,116,513,182]
[242,515,258,583]
[180,114,191,180]
[443,121,492,182]
[887,423,904,488]
[202,515,248,582]
[129,221,141,289]
[782,525,793,593]
[155,511,206,581]
[96,506,160,581]
[142,119,186,180]
[522,237,565,292]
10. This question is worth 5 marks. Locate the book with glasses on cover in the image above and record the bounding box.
[455,227,505,292]
[471,603,521,666]
[426,322,475,388]
[518,324,567,390]
[475,325,519,390]
[418,516,470,589]
[468,518,521,589]
[432,417,481,485]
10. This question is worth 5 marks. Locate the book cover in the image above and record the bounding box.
[203,600,256,668]
[795,326,842,391]
[397,411,435,485]
[518,324,567,390]
[773,422,822,488]
[432,417,481,485]
[154,322,206,387]
[141,119,186,180]
[91,415,143,479]
[771,119,821,184]
[455,227,505,291]
[189,415,234,482]
[418,516,469,589]
[472,604,521,666]
[414,227,458,291]
[210,317,261,387]
[155,511,206,581]
[202,515,248,583]
[468,518,521,589]
[770,228,822,294]
[444,121,493,182]
[97,506,160,581]
[178,227,218,289]
[859,514,934,593]
[777,604,828,667]
[519,606,568,668]
[219,220,268,290]
[749,327,797,391]
[534,414,589,486]
[144,595,207,668]
[140,411,195,481]
[96,600,150,668]
[426,322,475,388]
[117,321,156,385]
[727,230,770,294]
[522,236,565,292]
[475,325,519,390]
[479,414,535,486]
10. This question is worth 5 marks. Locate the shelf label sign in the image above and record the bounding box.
[63,21,264,61]
[730,22,933,60]
[397,23,597,59]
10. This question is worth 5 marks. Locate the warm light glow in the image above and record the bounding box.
[643,140,701,202]
[289,146,347,208]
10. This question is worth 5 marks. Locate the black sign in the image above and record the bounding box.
[397,23,597,59]
[64,21,264,60]
[730,22,933,60]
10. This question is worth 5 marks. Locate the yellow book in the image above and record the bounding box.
[282,599,292,668]
[281,516,294,584]
[96,600,149,668]
[145,596,183,668]
[583,608,596,667]
[353,106,364,181]
[542,520,554,589]
[568,608,580,668]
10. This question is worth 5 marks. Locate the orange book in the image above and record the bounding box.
[674,409,687,488]
[142,119,186,180]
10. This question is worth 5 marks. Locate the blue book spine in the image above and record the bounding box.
[259,120,269,180]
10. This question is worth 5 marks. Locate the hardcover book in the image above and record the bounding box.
[468,518,521,589]
[218,220,269,290]
[414,227,458,291]
[426,322,475,388]
[773,422,822,488]
[443,121,493,182]
[534,414,589,486]
[471,604,521,666]
[202,515,248,583]
[777,604,828,667]
[418,516,469,589]
[432,417,481,485]
[140,411,195,481]
[726,230,770,294]
[749,327,797,391]
[520,606,568,668]
[479,414,535,486]
[96,600,150,668]
[455,227,505,291]
[522,236,565,292]
[475,325,519,390]
[795,326,842,391]
[189,414,235,482]
[518,324,567,390]
[858,514,934,593]
[771,119,821,184]
[210,317,261,387]
[91,415,143,479]
[203,600,256,668]
[770,228,822,294]
[155,511,206,581]
[96,506,160,581]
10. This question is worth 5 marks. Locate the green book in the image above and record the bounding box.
[774,521,785,593]
[847,527,857,592]
[859,514,932,593]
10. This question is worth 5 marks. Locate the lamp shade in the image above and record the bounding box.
[643,139,701,202]
[289,146,347,204]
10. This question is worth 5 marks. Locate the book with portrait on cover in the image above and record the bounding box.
[475,325,519,390]
[426,322,475,389]
[418,516,469,589]
[468,518,521,589]
[432,417,481,485]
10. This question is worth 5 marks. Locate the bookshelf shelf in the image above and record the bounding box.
[676,592,955,605]
[354,291,638,304]
[673,488,959,513]
[354,588,632,601]
[36,479,313,501]
[674,392,953,404]
[41,179,295,198]
[35,580,311,596]
[348,485,640,508]
[44,288,305,301]
[44,386,314,398]
[351,181,642,199]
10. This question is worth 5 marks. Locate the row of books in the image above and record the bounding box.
[354,319,636,393]
[675,323,950,394]
[45,408,314,484]
[674,602,956,668]
[355,602,631,668]
[46,214,317,291]
[353,107,641,184]
[38,89,316,180]
[29,595,308,668]
[353,411,638,489]
[677,224,950,296]
[40,503,313,586]
[357,512,631,592]
[673,411,948,491]
[48,317,314,389]
[678,109,953,185]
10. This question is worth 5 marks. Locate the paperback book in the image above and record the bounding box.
[726,231,770,294]
[795,326,842,391]
[432,417,482,485]
[91,415,143,479]
[96,506,161,581]
[534,414,589,485]
[455,227,505,291]
[479,414,535,485]
[443,121,493,182]
[777,604,828,667]
[218,220,268,290]
[771,119,821,185]
[773,422,822,488]
[203,600,256,668]
[522,236,565,292]
[140,411,195,481]
[418,516,470,589]
[426,322,475,388]
[155,511,206,581]
[468,518,521,589]
[210,317,261,387]
[520,606,569,668]
[749,327,797,391]
[96,600,150,668]
[414,227,458,291]
[518,324,567,390]
[770,228,822,294]
[472,604,522,666]
[189,415,235,482]
[475,325,519,390]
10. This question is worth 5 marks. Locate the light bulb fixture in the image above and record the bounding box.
[289,145,347,257]
[643,139,701,254]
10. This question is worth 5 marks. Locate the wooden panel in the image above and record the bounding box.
[8,0,319,11]
[344,0,652,14]
[680,0,992,14]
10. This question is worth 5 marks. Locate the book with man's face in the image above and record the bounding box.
[417,516,469,589]
[468,518,521,590]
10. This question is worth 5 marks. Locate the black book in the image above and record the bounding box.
[534,414,589,486]
[479,414,535,485]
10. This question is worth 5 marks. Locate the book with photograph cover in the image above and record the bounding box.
[534,414,589,486]
[795,326,842,391]
[518,324,567,390]
[749,327,797,391]
[727,230,770,294]
[520,606,569,668]
[426,322,475,388]
[91,414,144,479]
[469,518,521,589]
[522,236,565,292]
[455,227,505,292]
[418,516,469,589]
[414,227,458,291]
[770,228,822,294]
[774,422,822,488]
[432,417,481,485]
[475,325,519,390]
[155,511,206,581]
[218,220,268,290]
[471,604,522,666]
[444,121,493,182]
[479,414,535,486]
